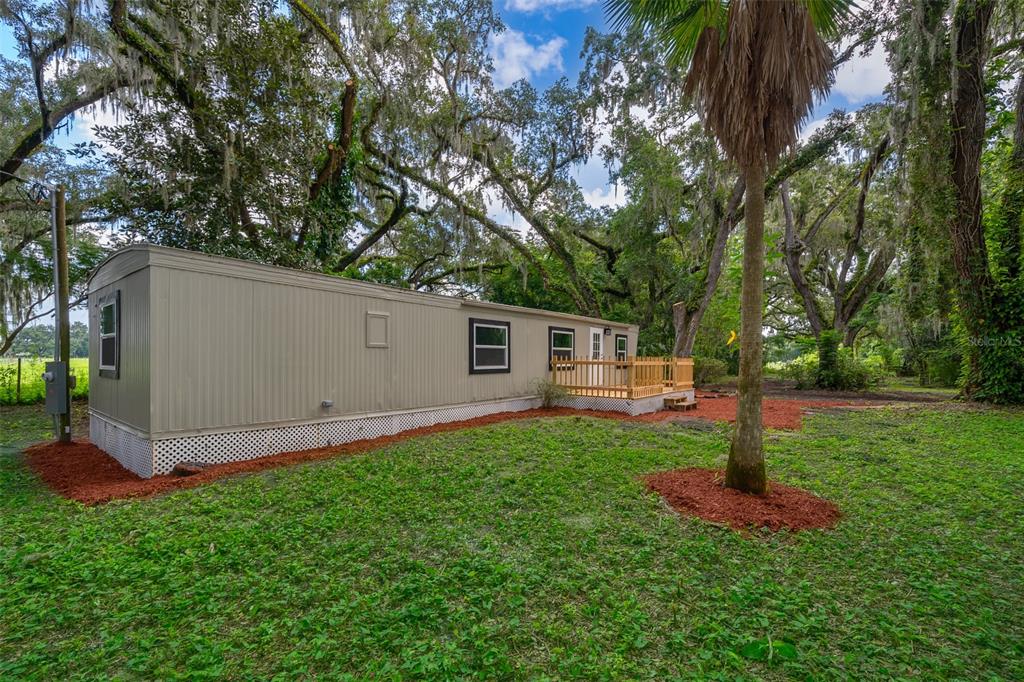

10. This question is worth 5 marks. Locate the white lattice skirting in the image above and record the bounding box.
[91,390,694,478]
[92,396,546,478]
[90,413,155,478]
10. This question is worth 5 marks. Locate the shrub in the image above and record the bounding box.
[778,352,819,389]
[776,347,886,391]
[693,357,728,386]
[815,330,842,389]
[531,378,568,409]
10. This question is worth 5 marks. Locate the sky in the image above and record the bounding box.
[492,0,891,210]
[1,1,891,329]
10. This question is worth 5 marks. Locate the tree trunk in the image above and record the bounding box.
[725,163,767,494]
[671,302,688,357]
[780,181,826,337]
[673,177,746,357]
[949,0,997,396]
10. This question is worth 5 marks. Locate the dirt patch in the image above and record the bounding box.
[662,393,858,430]
[645,467,841,531]
[22,397,871,505]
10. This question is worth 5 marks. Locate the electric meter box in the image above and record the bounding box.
[43,361,68,415]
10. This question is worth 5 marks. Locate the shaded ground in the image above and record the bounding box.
[1,408,1022,679]
[645,467,842,531]
[702,379,954,403]
[24,396,861,504]
[0,400,88,450]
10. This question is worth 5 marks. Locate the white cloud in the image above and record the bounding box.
[74,100,123,152]
[583,183,627,209]
[504,0,598,11]
[490,29,566,89]
[833,44,891,104]
[799,117,828,142]
[484,188,530,236]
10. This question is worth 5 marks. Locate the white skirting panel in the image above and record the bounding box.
[93,397,541,477]
[91,391,685,479]
[89,412,155,478]
[555,389,695,416]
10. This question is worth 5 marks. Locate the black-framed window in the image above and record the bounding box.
[549,326,574,367]
[469,318,511,373]
[614,334,628,361]
[98,290,120,379]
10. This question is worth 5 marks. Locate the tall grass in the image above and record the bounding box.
[0,358,89,405]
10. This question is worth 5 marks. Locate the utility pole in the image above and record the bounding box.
[51,185,71,442]
[0,170,74,440]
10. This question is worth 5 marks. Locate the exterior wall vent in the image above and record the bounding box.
[366,311,390,348]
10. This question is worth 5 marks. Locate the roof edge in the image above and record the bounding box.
[88,244,639,331]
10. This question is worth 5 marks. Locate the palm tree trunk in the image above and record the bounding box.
[725,162,767,494]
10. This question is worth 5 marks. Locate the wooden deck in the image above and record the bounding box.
[551,357,694,400]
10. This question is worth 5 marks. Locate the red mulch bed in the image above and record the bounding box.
[674,392,855,430]
[23,396,866,505]
[645,467,841,531]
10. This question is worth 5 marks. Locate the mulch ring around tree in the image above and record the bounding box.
[644,468,841,532]
[23,397,873,505]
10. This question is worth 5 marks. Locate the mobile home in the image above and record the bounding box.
[88,246,693,477]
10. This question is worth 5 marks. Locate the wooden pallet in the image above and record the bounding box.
[664,396,698,412]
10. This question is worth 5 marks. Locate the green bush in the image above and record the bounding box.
[531,378,568,409]
[815,330,842,389]
[776,352,819,389]
[774,347,886,391]
[920,346,962,387]
[693,357,728,386]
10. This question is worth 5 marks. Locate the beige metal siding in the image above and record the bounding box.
[149,267,254,433]
[94,245,638,437]
[246,285,592,424]
[88,268,151,432]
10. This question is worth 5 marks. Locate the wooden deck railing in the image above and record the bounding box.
[550,356,694,399]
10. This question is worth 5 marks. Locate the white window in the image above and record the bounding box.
[470,318,510,373]
[98,293,119,377]
[549,327,574,366]
[615,334,628,361]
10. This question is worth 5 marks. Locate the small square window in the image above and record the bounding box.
[549,326,574,367]
[469,318,510,374]
[98,291,120,379]
[615,334,628,361]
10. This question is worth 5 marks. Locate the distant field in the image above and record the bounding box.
[0,358,89,405]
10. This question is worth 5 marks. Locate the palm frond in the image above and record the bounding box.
[803,0,858,38]
[605,0,728,65]
[605,0,855,166]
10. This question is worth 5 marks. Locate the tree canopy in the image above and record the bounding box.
[1,0,1021,404]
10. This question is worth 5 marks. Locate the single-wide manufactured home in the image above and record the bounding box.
[88,245,694,477]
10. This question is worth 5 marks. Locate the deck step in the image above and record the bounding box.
[664,396,698,411]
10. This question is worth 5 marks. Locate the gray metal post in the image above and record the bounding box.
[49,186,71,441]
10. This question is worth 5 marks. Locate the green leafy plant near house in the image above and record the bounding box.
[531,378,569,408]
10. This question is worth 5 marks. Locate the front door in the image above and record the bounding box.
[589,327,604,387]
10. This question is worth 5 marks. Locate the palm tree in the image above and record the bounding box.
[607,0,851,493]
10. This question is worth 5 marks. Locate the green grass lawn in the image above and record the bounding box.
[0,357,89,405]
[878,377,960,396]
[1,406,1022,679]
